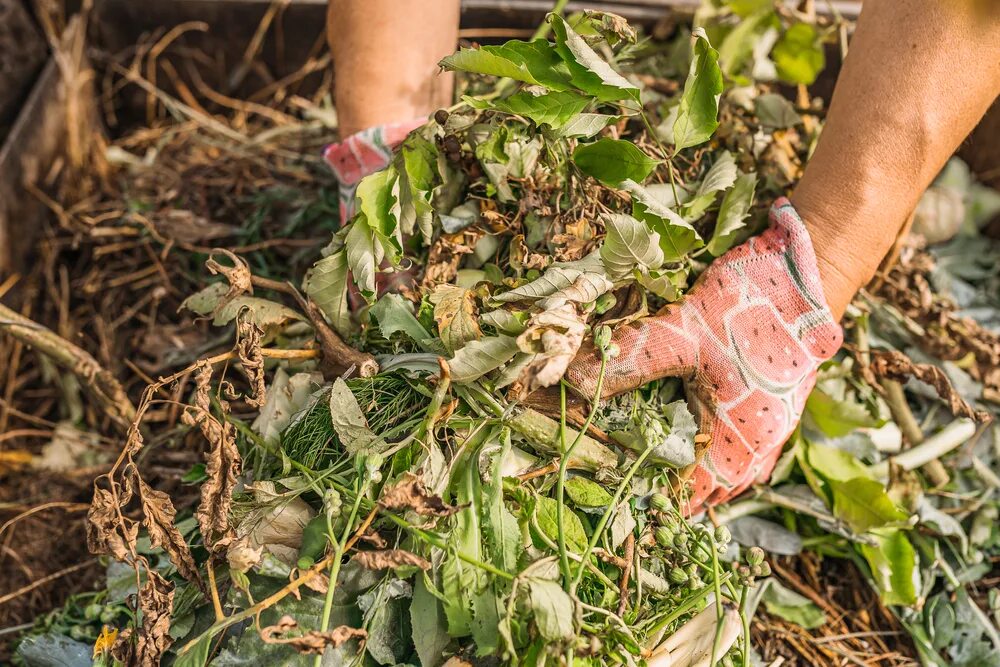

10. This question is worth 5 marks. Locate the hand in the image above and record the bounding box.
[564,198,843,511]
[323,118,424,220]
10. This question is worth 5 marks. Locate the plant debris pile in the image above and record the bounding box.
[6,4,1000,667]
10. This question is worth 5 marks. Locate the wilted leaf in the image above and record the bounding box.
[370,293,434,347]
[135,473,203,589]
[236,317,265,408]
[260,615,366,655]
[447,335,520,383]
[526,578,576,640]
[328,377,383,454]
[135,570,175,666]
[345,216,383,301]
[681,151,738,220]
[303,250,352,337]
[87,487,138,563]
[430,285,482,354]
[515,304,587,394]
[672,28,723,152]
[573,139,659,186]
[182,283,305,335]
[754,93,801,129]
[205,249,253,310]
[761,579,826,629]
[379,471,462,516]
[494,253,605,303]
[707,171,757,255]
[354,549,431,571]
[601,212,665,280]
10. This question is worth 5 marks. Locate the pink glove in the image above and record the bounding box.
[323,118,424,221]
[566,198,843,511]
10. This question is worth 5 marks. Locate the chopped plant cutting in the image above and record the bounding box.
[5,3,1000,667]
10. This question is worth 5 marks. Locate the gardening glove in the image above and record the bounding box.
[565,198,843,511]
[323,117,424,221]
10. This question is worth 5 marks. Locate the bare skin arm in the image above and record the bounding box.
[793,0,1000,318]
[327,0,460,137]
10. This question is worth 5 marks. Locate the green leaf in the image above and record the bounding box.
[345,216,382,301]
[549,14,640,102]
[398,135,439,244]
[717,9,776,80]
[805,386,881,437]
[557,113,620,138]
[772,23,825,85]
[447,335,520,383]
[573,138,660,186]
[466,90,591,129]
[526,578,576,640]
[534,495,588,553]
[484,437,521,573]
[493,253,605,303]
[471,584,504,656]
[804,440,871,484]
[442,453,486,636]
[370,293,434,347]
[672,28,723,152]
[859,529,921,606]
[430,284,482,354]
[411,574,450,667]
[761,579,827,630]
[707,171,757,255]
[681,151,738,220]
[303,250,352,337]
[622,180,704,261]
[440,40,572,90]
[600,212,665,280]
[829,476,909,533]
[564,476,614,508]
[328,377,383,454]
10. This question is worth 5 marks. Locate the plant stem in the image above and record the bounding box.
[556,381,572,590]
[315,479,368,667]
[870,418,975,479]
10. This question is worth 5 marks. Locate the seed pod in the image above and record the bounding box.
[606,343,621,359]
[746,546,765,566]
[757,561,772,577]
[737,564,752,579]
[434,109,450,125]
[673,532,689,549]
[442,135,461,154]
[594,325,612,351]
[323,488,342,519]
[668,567,689,584]
[594,292,617,315]
[655,526,674,547]
[100,608,117,624]
[84,604,103,621]
[715,525,731,544]
[649,493,672,513]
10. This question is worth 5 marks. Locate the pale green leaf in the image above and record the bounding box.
[370,293,434,347]
[573,138,660,186]
[484,438,521,574]
[534,495,588,553]
[673,28,723,152]
[303,250,352,337]
[549,14,640,102]
[526,578,576,640]
[681,151,737,220]
[762,579,827,629]
[622,180,704,261]
[707,171,757,255]
[480,309,530,335]
[804,441,871,484]
[411,574,450,667]
[447,335,520,383]
[829,477,910,533]
[600,212,665,280]
[345,217,382,301]
[557,113,620,138]
[493,253,604,303]
[754,93,802,129]
[328,378,383,454]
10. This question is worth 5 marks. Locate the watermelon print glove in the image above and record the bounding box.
[566,197,843,511]
[323,118,424,221]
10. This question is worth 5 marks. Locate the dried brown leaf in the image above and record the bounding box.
[134,570,175,666]
[206,248,253,312]
[869,350,990,422]
[514,304,587,396]
[430,284,482,354]
[260,615,367,654]
[133,468,204,589]
[378,471,462,516]
[353,549,432,571]
[236,316,266,408]
[183,361,241,551]
[86,485,138,562]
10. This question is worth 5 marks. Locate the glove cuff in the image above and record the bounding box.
[323,117,425,185]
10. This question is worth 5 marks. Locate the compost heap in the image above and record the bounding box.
[13,7,1000,667]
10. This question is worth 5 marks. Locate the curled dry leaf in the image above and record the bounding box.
[134,569,175,666]
[514,304,587,396]
[260,615,367,655]
[378,471,463,516]
[236,316,266,408]
[869,350,990,422]
[420,228,484,287]
[183,361,241,552]
[133,468,204,589]
[206,248,253,312]
[354,549,432,571]
[87,485,138,562]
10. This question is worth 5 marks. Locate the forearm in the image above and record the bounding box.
[327,0,460,137]
[792,0,1000,318]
